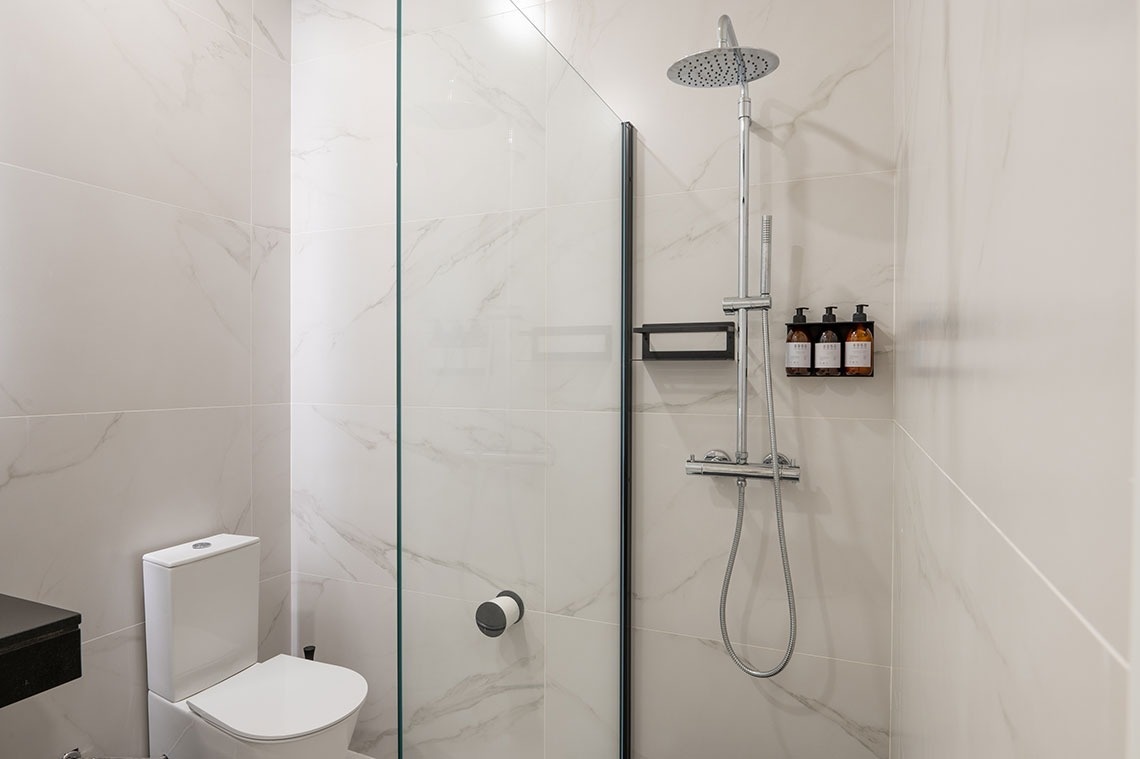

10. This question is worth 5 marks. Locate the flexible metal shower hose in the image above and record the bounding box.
[719,308,797,678]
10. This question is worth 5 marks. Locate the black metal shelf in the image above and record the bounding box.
[634,321,735,361]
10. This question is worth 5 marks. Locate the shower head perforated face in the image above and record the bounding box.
[667,46,779,88]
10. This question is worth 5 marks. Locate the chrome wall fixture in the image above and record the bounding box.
[668,14,800,679]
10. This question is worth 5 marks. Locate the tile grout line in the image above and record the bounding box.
[896,423,1129,670]
[628,621,893,671]
[0,160,272,231]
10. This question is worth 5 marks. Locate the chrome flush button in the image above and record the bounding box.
[192,542,212,550]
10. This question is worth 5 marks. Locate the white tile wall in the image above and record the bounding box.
[401,591,544,759]
[291,225,396,406]
[893,433,1127,757]
[292,404,397,587]
[0,165,252,416]
[892,0,1134,754]
[295,575,399,759]
[0,0,253,220]
[0,1,290,754]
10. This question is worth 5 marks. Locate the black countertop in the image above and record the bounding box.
[0,594,82,708]
[0,594,81,652]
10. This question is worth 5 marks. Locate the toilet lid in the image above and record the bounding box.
[187,654,368,742]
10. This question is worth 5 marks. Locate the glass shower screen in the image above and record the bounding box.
[396,3,622,757]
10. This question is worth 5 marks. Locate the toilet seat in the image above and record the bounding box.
[187,654,368,742]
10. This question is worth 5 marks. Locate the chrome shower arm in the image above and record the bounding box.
[717,14,740,48]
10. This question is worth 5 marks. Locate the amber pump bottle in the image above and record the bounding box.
[786,307,811,376]
[845,304,873,376]
[814,306,841,376]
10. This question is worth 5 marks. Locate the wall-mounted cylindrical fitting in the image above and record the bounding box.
[475,591,524,637]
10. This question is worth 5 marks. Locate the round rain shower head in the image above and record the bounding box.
[667,46,779,88]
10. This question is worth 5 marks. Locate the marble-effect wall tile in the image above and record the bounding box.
[545,201,622,412]
[402,591,544,759]
[296,576,398,759]
[174,0,253,39]
[533,0,893,195]
[253,404,291,579]
[401,12,548,221]
[545,411,619,623]
[545,615,619,759]
[291,225,396,406]
[0,408,251,641]
[0,624,149,758]
[632,173,894,421]
[292,0,396,63]
[292,39,397,233]
[253,48,291,232]
[892,432,1126,758]
[894,0,1134,652]
[253,228,291,404]
[0,165,251,416]
[0,0,252,219]
[633,626,889,759]
[253,0,292,60]
[635,413,893,666]
[402,210,545,411]
[259,572,293,660]
[292,405,396,587]
[401,407,546,607]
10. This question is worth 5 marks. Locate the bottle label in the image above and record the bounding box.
[846,341,872,368]
[815,342,841,369]
[786,343,811,369]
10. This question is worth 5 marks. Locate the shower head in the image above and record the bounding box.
[666,14,779,88]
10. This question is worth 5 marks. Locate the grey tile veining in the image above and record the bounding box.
[296,576,398,759]
[292,38,397,233]
[0,407,251,641]
[401,12,547,221]
[292,405,397,587]
[532,0,893,195]
[0,624,150,757]
[892,432,1126,758]
[253,228,291,405]
[292,225,396,406]
[253,404,291,579]
[292,0,397,63]
[401,591,544,759]
[633,625,889,759]
[894,0,1134,654]
[0,164,251,416]
[0,0,252,219]
[401,210,546,411]
[401,408,546,607]
[635,413,894,666]
[253,0,292,60]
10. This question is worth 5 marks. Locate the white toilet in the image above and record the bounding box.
[143,534,368,759]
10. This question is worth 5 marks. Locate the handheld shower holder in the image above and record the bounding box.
[722,295,771,313]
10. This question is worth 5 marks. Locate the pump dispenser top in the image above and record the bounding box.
[852,304,869,322]
[792,307,809,323]
[822,306,837,323]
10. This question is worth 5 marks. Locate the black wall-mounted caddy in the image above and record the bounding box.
[785,320,875,377]
[634,321,735,361]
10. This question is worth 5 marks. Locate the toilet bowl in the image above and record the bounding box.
[143,535,368,759]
